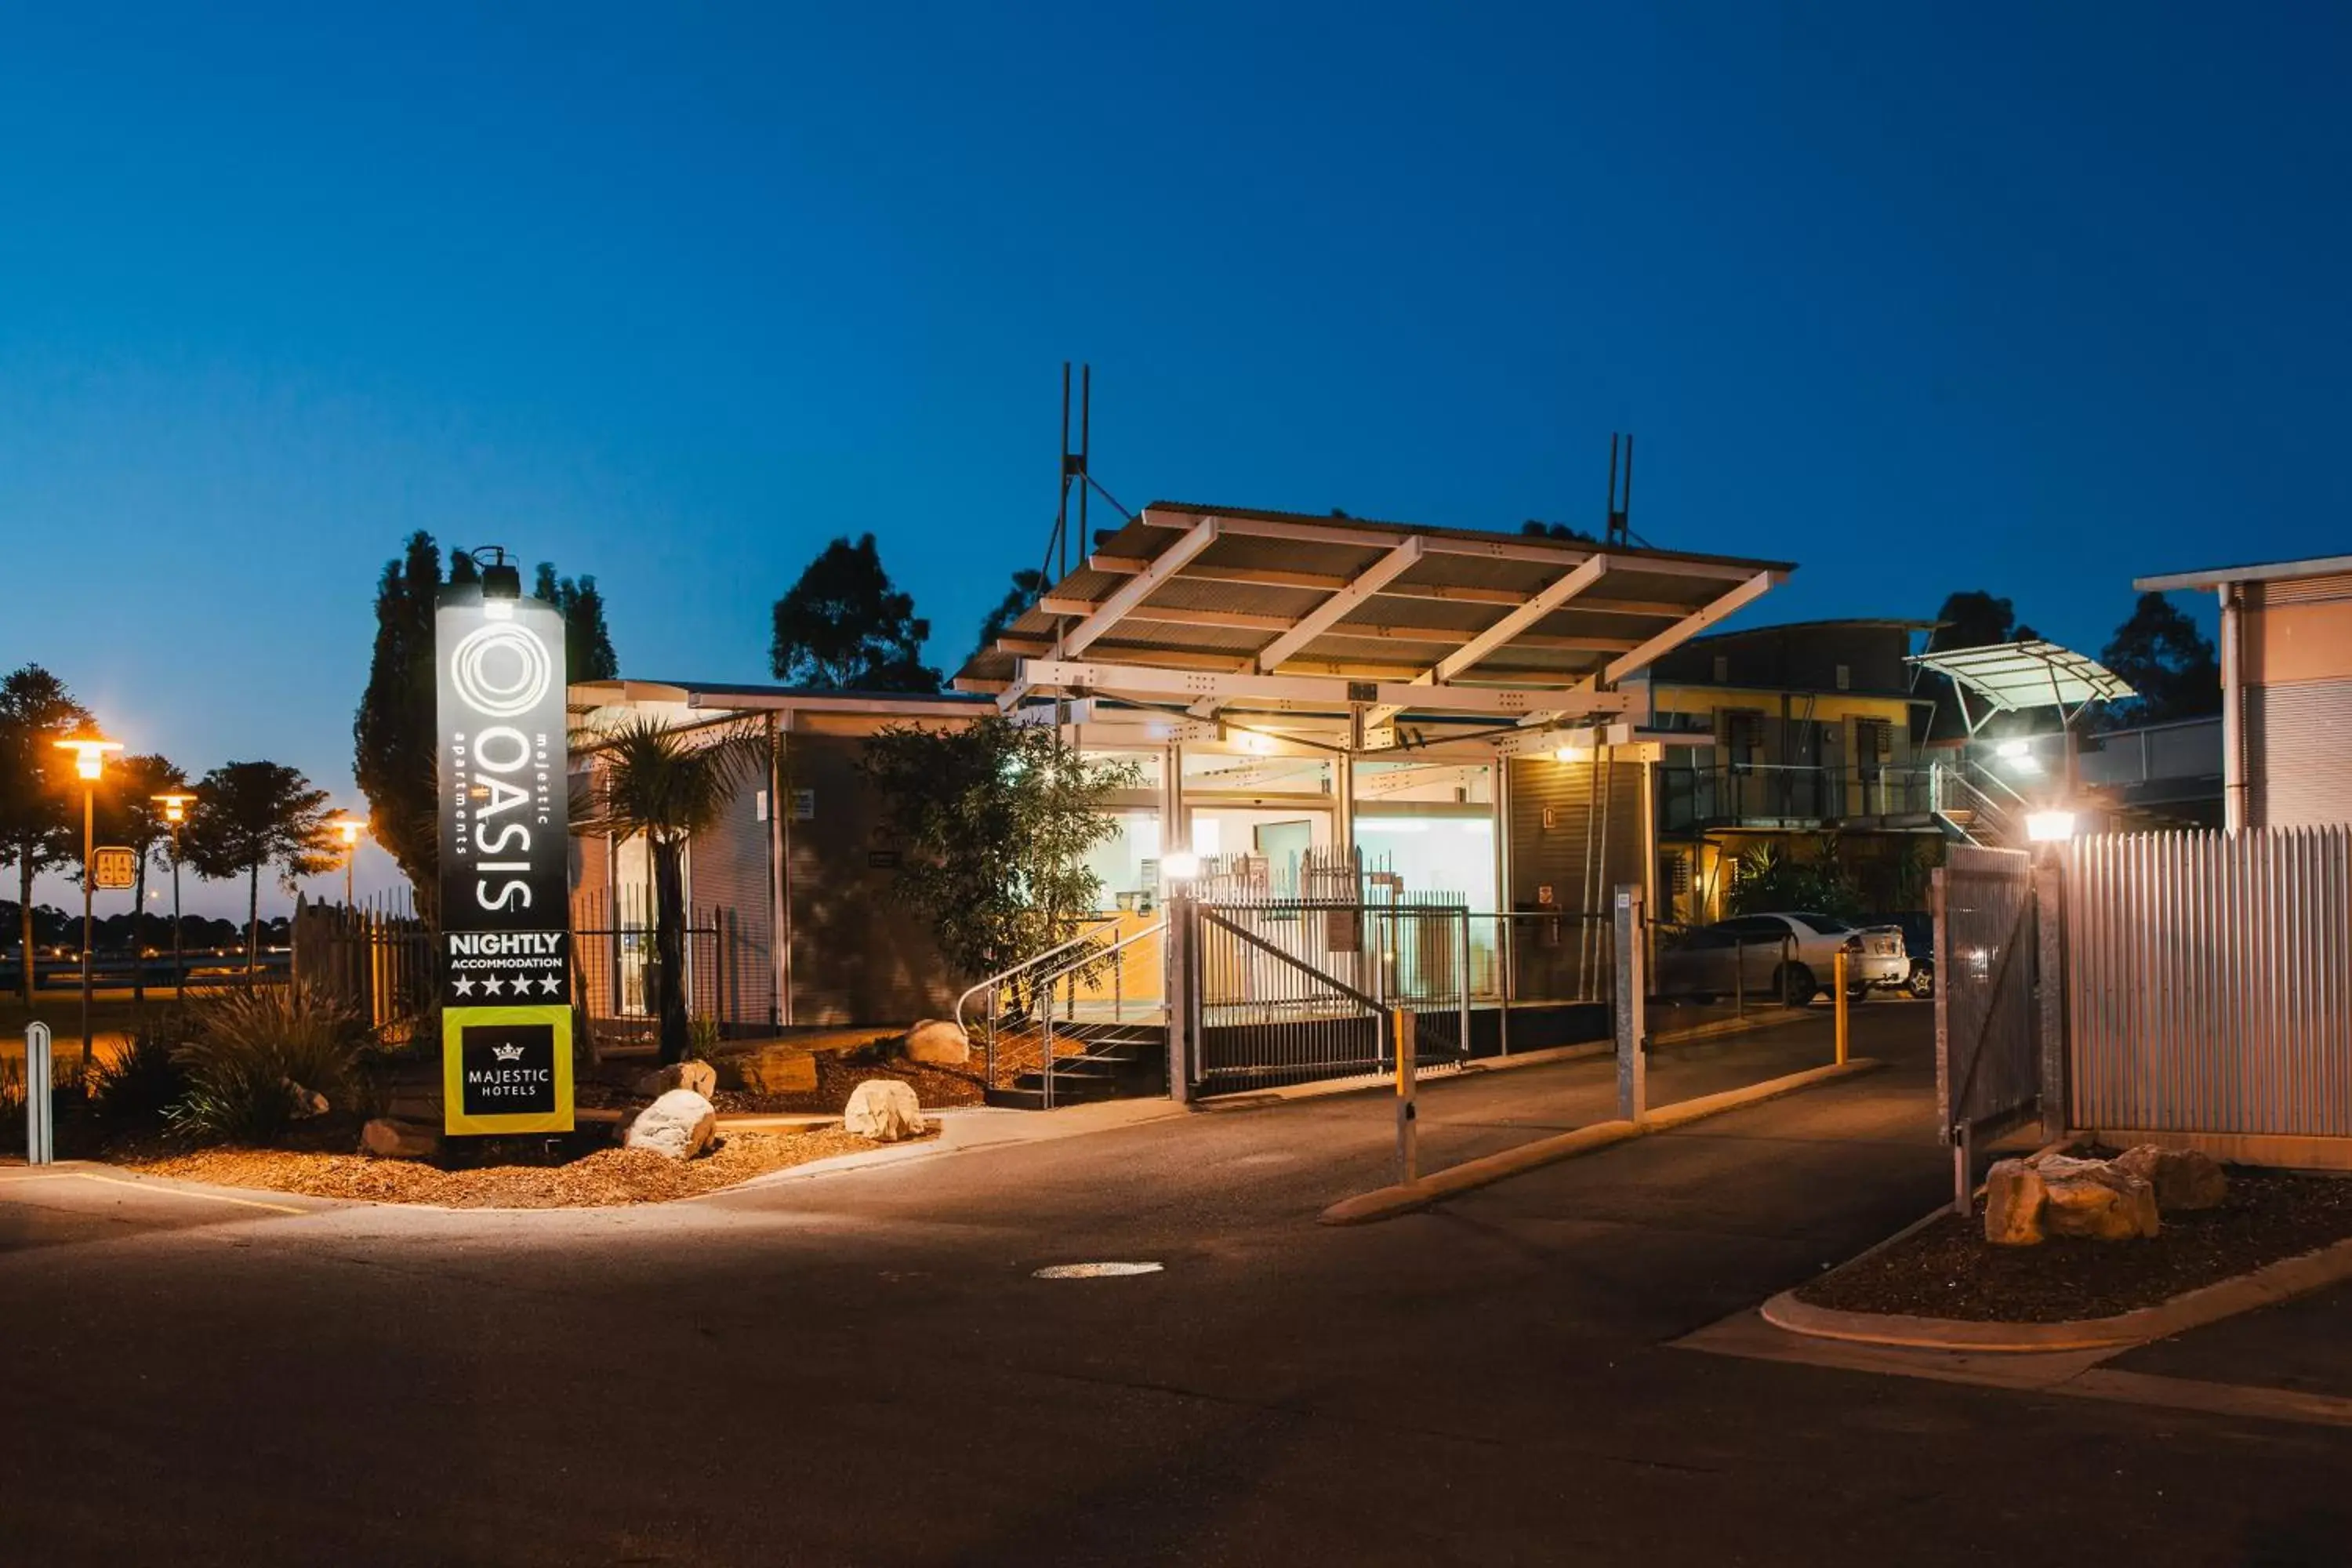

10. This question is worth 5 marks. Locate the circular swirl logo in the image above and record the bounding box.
[450,622,553,718]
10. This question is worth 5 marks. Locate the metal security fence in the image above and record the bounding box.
[571,887,765,1040]
[1190,898,1471,1091]
[2065,826,2352,1138]
[1934,845,2042,1166]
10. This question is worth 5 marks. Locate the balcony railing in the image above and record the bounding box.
[1657,763,1936,832]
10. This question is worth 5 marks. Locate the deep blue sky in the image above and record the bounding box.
[4,3,2347,911]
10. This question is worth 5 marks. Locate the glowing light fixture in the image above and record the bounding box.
[1160,850,1201,881]
[1554,744,1593,764]
[2026,809,2078,843]
[1996,739,2031,759]
[332,816,366,848]
[154,791,195,823]
[53,735,122,779]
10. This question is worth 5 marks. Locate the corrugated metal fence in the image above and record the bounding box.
[2066,826,2352,1137]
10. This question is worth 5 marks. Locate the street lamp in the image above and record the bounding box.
[329,815,368,907]
[154,792,196,999]
[53,735,123,1084]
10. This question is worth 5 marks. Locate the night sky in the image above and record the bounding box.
[4,3,2346,913]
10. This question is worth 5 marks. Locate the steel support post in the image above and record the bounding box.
[1613,883,1646,1124]
[1393,1007,1417,1185]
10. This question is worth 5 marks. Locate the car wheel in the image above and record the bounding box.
[1773,962,1817,1007]
[1907,964,1935,1000]
[1846,982,1871,1003]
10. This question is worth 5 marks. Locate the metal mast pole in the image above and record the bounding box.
[79,783,93,1084]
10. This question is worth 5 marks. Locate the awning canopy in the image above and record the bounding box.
[1907,639,2134,732]
[953,501,1791,753]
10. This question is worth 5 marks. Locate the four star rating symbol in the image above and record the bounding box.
[451,970,564,1001]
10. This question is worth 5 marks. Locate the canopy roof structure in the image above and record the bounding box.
[1907,639,2135,733]
[953,501,1791,755]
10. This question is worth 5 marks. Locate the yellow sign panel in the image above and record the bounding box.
[92,846,137,891]
[441,1004,575,1136]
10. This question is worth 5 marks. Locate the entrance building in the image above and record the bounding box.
[568,501,1795,1096]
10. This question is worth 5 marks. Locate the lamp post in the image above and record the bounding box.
[330,816,366,907]
[53,735,123,1085]
[154,792,196,1000]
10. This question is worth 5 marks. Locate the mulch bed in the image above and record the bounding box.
[708,1052,986,1116]
[121,1126,926,1208]
[1795,1167,2352,1323]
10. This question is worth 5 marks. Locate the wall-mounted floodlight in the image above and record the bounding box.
[2026,809,2078,843]
[1996,738,2031,758]
[1160,850,1201,882]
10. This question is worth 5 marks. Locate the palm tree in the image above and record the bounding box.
[182,761,337,973]
[574,718,770,1063]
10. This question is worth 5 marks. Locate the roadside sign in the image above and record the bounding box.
[92,846,137,891]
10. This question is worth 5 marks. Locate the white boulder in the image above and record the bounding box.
[624,1090,717,1160]
[843,1079,925,1142]
[904,1020,971,1066]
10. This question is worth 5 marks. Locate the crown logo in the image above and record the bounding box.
[491,1043,526,1063]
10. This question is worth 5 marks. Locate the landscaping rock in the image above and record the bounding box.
[632,1060,718,1101]
[904,1019,971,1066]
[2038,1157,2160,1241]
[724,1044,818,1095]
[2112,1144,2229,1211]
[623,1090,717,1160]
[1984,1159,2046,1246]
[361,1118,441,1160]
[843,1079,924,1142]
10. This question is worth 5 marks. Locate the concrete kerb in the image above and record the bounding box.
[1318,1057,1886,1225]
[1201,1007,1809,1114]
[1760,1222,2352,1356]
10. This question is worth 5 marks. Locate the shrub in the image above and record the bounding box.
[89,1026,190,1127]
[685,1014,722,1062]
[166,986,375,1145]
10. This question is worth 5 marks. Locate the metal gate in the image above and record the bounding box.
[1186,897,1471,1094]
[1933,844,2042,1205]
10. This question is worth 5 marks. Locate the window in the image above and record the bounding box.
[1855,717,1892,776]
[1719,710,1764,775]
[1791,912,1854,934]
[1713,654,1730,684]
[1835,663,1852,691]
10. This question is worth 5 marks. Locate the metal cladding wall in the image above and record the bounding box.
[784,730,960,1025]
[2247,679,2352,829]
[1507,753,1646,914]
[2066,826,2352,1136]
[688,780,775,1028]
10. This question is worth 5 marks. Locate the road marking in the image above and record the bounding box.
[1034,1261,1163,1279]
[0,1171,307,1215]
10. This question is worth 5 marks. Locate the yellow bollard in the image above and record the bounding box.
[1834,949,1849,1065]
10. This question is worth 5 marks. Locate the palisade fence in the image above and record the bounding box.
[570,885,767,1040]
[2063,826,2352,1140]
[289,894,434,1042]
[290,887,768,1052]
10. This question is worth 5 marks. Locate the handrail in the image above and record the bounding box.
[1031,916,1167,1000]
[952,913,1125,1042]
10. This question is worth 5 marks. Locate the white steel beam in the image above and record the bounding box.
[1011,657,1633,720]
[1363,555,1610,727]
[1059,515,1220,658]
[1252,537,1425,673]
[1601,570,1780,684]
[1134,508,1769,579]
[1087,554,1696,618]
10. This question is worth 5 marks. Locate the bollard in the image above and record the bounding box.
[1834,950,1849,1065]
[1392,1009,1417,1185]
[25,1022,54,1165]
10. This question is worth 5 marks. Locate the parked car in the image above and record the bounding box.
[1656,911,1910,1006]
[1875,911,1936,999]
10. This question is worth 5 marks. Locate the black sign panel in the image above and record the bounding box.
[436,584,573,1133]
[457,1019,559,1119]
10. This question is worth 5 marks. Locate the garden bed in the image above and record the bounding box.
[1795,1167,2352,1323]
[710,1051,985,1116]
[120,1125,929,1208]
